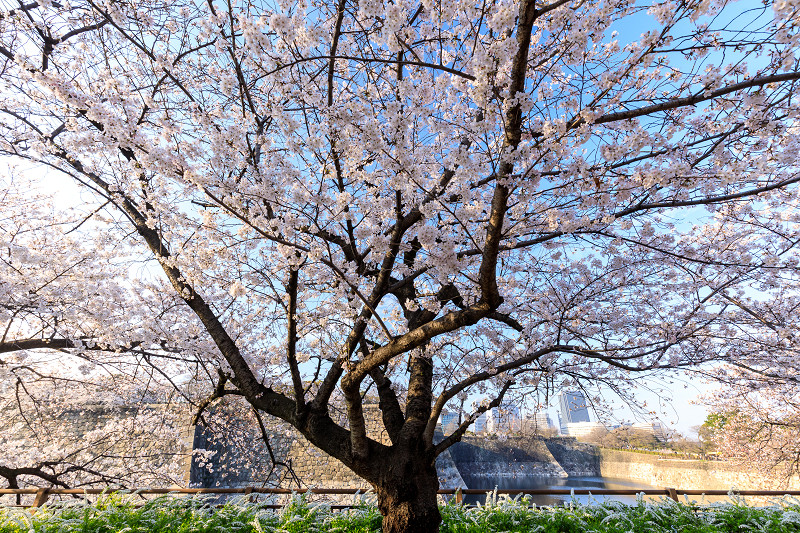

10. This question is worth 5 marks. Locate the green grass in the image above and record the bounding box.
[2,492,800,532]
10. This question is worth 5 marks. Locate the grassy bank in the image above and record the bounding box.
[2,493,800,532]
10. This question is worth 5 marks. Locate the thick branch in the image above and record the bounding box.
[612,174,800,217]
[591,72,800,126]
[401,355,434,444]
[327,0,347,107]
[342,302,489,392]
[286,268,306,415]
[45,146,296,422]
[0,465,70,489]
[476,0,537,309]
[368,366,404,444]
[0,338,85,354]
[343,387,369,459]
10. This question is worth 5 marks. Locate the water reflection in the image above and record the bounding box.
[459,475,660,506]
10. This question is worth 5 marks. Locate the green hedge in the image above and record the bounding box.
[2,492,800,533]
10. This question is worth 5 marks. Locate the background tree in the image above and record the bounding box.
[664,431,704,456]
[697,411,731,454]
[704,373,800,484]
[1,0,799,530]
[697,244,800,480]
[585,426,661,450]
[0,371,190,497]
[0,178,198,498]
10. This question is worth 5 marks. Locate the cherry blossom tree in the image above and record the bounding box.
[0,371,190,497]
[703,363,800,483]
[1,0,799,529]
[0,177,297,497]
[0,178,200,498]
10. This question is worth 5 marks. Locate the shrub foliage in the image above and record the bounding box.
[2,493,800,533]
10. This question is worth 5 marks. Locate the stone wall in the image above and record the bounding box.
[544,437,600,476]
[450,435,568,478]
[190,404,466,492]
[1,403,195,494]
[24,400,798,498]
[599,449,800,491]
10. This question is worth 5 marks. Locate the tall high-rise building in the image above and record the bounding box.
[523,411,554,435]
[487,403,522,434]
[558,390,591,433]
[473,412,487,434]
[440,411,459,435]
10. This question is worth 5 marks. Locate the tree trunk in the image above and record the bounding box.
[376,460,441,533]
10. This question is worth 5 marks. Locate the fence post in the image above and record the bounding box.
[32,488,50,508]
[455,489,463,504]
[244,487,255,503]
[666,487,678,502]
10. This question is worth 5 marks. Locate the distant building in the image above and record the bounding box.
[652,421,668,442]
[564,421,605,438]
[524,411,555,435]
[487,403,522,434]
[440,411,459,435]
[558,390,591,433]
[630,421,668,442]
[473,412,487,434]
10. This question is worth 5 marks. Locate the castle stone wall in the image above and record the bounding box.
[599,449,800,494]
[190,404,466,492]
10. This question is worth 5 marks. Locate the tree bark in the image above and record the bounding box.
[375,452,441,533]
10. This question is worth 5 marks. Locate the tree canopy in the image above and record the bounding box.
[1,0,799,530]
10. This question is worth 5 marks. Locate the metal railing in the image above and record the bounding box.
[3,487,800,509]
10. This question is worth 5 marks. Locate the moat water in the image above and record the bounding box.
[459,475,661,506]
